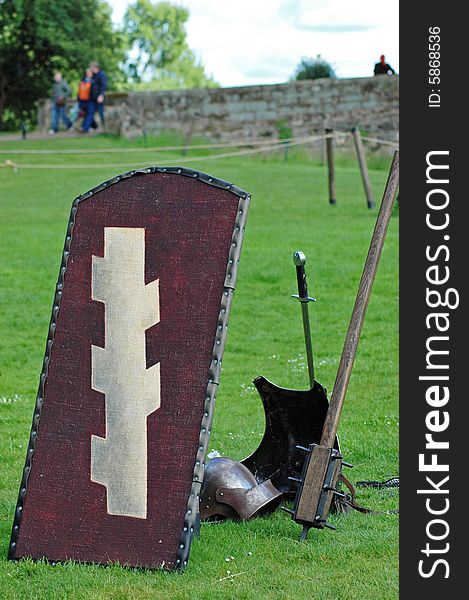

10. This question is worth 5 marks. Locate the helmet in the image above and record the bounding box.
[199,457,282,521]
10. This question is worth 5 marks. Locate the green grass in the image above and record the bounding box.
[0,135,398,599]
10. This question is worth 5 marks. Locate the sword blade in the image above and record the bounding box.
[300,300,315,387]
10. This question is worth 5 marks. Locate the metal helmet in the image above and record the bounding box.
[199,457,282,521]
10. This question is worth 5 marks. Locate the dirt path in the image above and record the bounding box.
[0,130,99,142]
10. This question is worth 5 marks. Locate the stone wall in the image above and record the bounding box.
[37,76,398,142]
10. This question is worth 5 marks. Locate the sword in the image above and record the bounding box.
[292,251,316,388]
[241,253,331,496]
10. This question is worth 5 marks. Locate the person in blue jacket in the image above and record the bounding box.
[80,62,107,133]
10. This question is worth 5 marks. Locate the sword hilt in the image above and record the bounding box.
[292,251,315,386]
[292,251,316,303]
[293,251,308,300]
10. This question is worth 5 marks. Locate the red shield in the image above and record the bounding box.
[9,167,250,570]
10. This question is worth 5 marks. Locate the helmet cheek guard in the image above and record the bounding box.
[200,457,282,521]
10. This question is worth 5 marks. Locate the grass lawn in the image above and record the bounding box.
[0,135,398,599]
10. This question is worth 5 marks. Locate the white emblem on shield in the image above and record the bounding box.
[91,227,160,519]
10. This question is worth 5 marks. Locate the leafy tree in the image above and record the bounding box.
[132,51,218,91]
[0,0,125,128]
[293,55,336,81]
[123,0,216,89]
[0,0,216,128]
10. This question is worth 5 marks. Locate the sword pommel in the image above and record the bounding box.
[293,250,306,267]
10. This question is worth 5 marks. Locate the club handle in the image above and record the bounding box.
[320,150,399,448]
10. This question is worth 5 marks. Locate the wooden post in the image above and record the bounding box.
[352,126,375,209]
[325,128,336,205]
[320,151,399,448]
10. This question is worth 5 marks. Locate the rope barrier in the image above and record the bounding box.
[0,133,339,155]
[0,134,339,170]
[361,135,399,147]
[0,131,398,172]
[0,159,18,172]
[0,131,398,157]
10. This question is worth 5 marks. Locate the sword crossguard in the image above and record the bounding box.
[291,294,316,303]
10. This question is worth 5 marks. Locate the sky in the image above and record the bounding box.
[110,0,399,88]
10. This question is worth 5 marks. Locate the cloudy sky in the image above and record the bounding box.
[110,0,399,87]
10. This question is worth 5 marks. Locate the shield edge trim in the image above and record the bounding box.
[8,166,251,571]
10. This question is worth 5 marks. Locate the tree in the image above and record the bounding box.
[123,0,216,89]
[0,0,125,128]
[293,55,336,81]
[0,0,216,128]
[132,51,218,91]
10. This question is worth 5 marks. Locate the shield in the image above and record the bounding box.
[8,166,250,570]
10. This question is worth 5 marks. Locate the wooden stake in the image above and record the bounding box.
[320,150,399,448]
[325,129,337,205]
[352,126,375,209]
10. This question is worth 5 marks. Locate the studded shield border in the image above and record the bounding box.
[8,166,251,571]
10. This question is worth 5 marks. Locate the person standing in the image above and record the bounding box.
[48,72,72,134]
[80,62,107,133]
[76,68,93,122]
[374,55,396,76]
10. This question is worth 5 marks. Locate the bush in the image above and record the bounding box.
[293,55,336,81]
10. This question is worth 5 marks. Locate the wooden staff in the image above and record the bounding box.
[352,126,375,209]
[325,129,337,205]
[321,149,399,447]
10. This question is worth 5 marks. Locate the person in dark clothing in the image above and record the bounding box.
[74,68,99,130]
[49,72,72,134]
[80,62,107,133]
[374,54,396,76]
